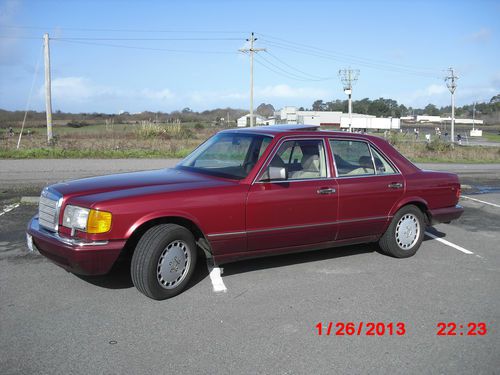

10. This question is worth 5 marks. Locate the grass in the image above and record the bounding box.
[385,133,500,163]
[0,147,192,159]
[482,132,500,142]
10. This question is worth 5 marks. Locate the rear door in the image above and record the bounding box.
[246,137,339,251]
[330,138,405,240]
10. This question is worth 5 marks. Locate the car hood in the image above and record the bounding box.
[51,168,232,198]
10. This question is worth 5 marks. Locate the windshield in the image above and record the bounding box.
[177,133,272,180]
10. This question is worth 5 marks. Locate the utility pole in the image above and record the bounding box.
[239,32,266,127]
[445,67,458,144]
[472,101,476,131]
[43,33,53,143]
[338,68,360,132]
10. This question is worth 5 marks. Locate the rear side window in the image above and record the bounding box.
[330,140,375,177]
[370,146,397,174]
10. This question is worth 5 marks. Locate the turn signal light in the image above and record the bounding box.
[87,209,112,233]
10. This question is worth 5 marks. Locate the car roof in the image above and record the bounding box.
[221,124,379,141]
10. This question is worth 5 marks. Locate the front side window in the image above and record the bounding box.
[260,139,328,181]
[178,133,272,179]
[330,140,375,177]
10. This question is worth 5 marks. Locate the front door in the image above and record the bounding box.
[246,138,338,252]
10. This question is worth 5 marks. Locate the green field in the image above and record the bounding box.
[1,123,500,163]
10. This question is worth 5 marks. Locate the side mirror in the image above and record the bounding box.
[268,166,287,180]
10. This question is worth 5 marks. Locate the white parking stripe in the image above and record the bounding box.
[425,231,474,255]
[207,261,227,293]
[0,203,20,217]
[461,195,500,208]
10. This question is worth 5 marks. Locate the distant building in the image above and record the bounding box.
[340,116,400,130]
[276,106,399,130]
[237,114,275,127]
[404,115,484,125]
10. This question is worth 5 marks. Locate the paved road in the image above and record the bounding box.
[2,158,499,190]
[0,159,179,189]
[0,164,499,374]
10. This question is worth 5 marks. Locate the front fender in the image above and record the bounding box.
[124,210,207,239]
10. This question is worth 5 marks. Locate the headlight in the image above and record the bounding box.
[62,205,112,234]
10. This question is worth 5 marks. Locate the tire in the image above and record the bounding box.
[131,224,197,300]
[379,205,425,258]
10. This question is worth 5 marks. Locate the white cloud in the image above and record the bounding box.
[36,76,180,112]
[257,84,330,99]
[37,77,330,112]
[404,84,449,106]
[466,28,491,43]
[405,82,498,108]
[45,76,175,105]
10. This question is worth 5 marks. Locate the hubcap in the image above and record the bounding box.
[157,240,190,289]
[395,213,420,250]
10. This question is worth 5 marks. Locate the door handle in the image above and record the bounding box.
[388,182,403,189]
[317,187,336,195]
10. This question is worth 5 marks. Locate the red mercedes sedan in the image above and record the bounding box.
[27,125,463,299]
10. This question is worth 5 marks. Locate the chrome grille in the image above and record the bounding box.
[38,188,62,232]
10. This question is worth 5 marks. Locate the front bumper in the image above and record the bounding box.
[428,204,464,225]
[27,216,125,275]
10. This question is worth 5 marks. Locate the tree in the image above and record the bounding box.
[423,104,440,116]
[312,100,326,111]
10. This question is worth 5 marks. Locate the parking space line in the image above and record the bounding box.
[461,195,500,208]
[0,203,20,217]
[424,231,474,255]
[207,261,227,293]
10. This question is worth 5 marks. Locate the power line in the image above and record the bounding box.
[17,42,44,149]
[264,51,335,80]
[257,53,330,81]
[51,37,243,41]
[254,55,317,82]
[258,37,441,79]
[52,38,237,54]
[257,32,440,74]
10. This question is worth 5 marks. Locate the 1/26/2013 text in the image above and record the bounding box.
[315,322,406,336]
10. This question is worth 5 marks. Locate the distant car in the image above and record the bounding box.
[27,125,463,300]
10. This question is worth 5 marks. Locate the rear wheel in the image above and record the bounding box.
[379,205,425,258]
[131,224,197,300]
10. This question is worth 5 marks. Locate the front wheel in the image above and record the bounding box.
[131,224,197,300]
[379,205,425,258]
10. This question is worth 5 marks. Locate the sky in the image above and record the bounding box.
[0,0,499,114]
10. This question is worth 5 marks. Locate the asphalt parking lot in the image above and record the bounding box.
[0,162,499,374]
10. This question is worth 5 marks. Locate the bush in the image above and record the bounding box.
[136,123,194,140]
[425,139,453,152]
[194,123,204,130]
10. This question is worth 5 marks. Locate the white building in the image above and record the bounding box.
[237,114,275,127]
[340,116,400,130]
[279,107,343,125]
[410,115,484,125]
